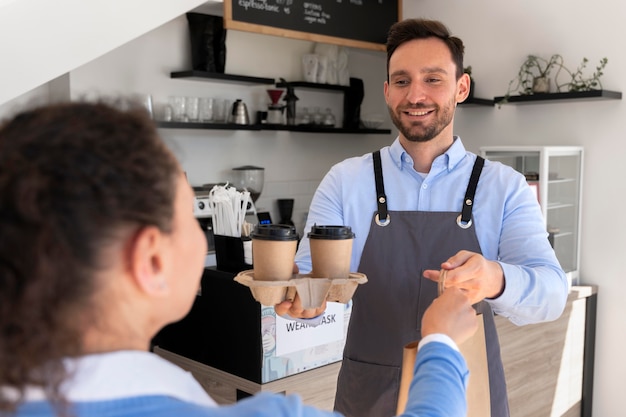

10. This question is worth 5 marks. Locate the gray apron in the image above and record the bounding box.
[334,151,509,417]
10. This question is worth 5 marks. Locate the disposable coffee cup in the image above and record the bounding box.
[250,224,299,281]
[308,225,355,279]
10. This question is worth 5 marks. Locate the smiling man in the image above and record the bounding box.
[279,18,568,417]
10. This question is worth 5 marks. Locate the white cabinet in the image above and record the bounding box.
[480,146,583,285]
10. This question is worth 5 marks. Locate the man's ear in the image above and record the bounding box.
[456,73,471,104]
[383,80,390,104]
[128,226,169,295]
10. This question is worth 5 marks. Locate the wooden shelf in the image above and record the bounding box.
[494,89,622,105]
[157,121,391,135]
[170,71,275,85]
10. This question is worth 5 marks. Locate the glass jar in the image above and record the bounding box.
[323,108,336,127]
[312,107,323,125]
[299,107,311,125]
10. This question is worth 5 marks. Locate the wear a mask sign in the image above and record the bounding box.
[275,302,344,356]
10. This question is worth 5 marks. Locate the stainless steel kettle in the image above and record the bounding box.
[230,99,250,125]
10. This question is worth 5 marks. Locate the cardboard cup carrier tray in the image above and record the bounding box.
[234,270,367,309]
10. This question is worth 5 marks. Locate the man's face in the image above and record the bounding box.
[384,37,468,144]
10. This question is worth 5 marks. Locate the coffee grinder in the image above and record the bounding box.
[232,165,265,216]
[281,78,299,126]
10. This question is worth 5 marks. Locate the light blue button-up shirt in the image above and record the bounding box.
[295,137,568,325]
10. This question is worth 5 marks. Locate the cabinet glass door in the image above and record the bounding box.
[480,146,583,285]
[546,154,581,275]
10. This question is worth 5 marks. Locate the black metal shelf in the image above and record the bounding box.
[494,89,622,105]
[165,76,390,134]
[170,71,275,85]
[156,121,391,134]
[275,80,350,92]
[156,121,260,130]
[459,97,495,107]
[260,124,391,134]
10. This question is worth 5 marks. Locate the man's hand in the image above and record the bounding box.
[274,262,327,318]
[423,250,505,305]
[274,295,328,319]
[421,287,478,346]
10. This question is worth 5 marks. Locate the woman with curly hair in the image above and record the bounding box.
[0,101,476,417]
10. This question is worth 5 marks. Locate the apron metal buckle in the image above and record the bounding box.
[375,213,390,226]
[456,214,472,229]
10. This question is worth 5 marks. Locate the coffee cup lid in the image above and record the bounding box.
[250,224,299,241]
[307,224,355,240]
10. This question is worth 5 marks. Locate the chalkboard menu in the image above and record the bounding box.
[224,0,401,51]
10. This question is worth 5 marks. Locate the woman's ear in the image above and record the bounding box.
[128,226,169,295]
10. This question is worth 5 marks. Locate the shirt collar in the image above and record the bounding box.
[9,351,217,408]
[389,136,467,172]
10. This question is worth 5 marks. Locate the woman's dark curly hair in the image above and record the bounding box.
[0,101,180,413]
[386,18,465,81]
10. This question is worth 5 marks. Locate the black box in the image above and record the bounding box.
[213,234,252,273]
[152,267,263,383]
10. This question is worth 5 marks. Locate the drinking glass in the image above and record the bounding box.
[199,98,214,122]
[169,96,187,122]
[213,99,232,123]
[186,96,199,122]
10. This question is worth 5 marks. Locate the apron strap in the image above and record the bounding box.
[458,155,485,228]
[372,150,390,226]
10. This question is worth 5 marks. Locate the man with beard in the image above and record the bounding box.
[276,18,568,417]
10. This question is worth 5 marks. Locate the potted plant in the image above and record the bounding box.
[554,57,608,92]
[512,54,563,95]
[497,54,609,107]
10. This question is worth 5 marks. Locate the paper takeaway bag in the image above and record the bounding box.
[396,271,491,416]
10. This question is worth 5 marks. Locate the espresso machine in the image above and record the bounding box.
[193,187,215,257]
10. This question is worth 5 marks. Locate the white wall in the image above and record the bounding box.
[67,16,395,232]
[0,0,208,105]
[403,1,624,415]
